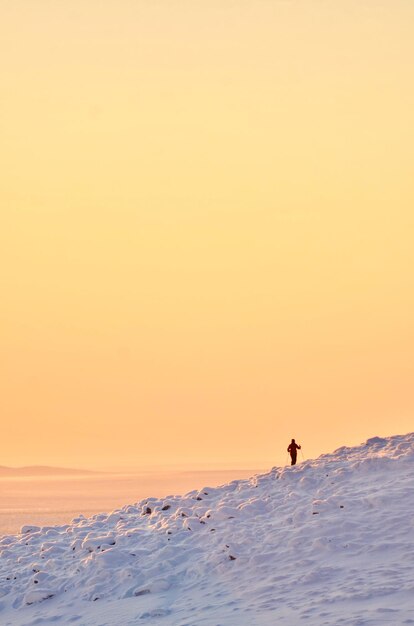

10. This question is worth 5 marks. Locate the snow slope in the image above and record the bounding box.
[1,433,414,626]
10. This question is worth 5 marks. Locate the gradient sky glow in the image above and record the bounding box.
[1,1,413,469]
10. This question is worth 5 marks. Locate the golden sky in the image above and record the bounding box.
[1,1,413,469]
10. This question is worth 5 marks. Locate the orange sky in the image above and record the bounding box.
[1,1,413,470]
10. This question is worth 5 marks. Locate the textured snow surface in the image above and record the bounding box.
[1,433,414,625]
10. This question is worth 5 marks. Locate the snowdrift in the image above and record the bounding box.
[1,433,414,625]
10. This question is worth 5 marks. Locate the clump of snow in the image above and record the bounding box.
[20,526,41,535]
[1,432,414,625]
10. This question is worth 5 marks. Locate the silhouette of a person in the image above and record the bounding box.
[287,439,301,466]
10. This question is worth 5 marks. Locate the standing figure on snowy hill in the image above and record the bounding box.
[287,439,301,466]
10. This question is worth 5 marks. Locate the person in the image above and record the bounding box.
[287,439,301,466]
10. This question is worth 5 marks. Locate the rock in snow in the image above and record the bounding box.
[1,433,414,625]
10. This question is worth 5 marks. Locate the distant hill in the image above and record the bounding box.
[0,465,99,477]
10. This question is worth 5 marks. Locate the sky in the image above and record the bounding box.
[1,0,413,470]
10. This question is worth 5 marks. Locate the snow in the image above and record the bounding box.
[1,433,414,625]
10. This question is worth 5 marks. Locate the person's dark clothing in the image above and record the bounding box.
[287,441,301,466]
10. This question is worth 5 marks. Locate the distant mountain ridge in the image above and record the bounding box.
[0,465,98,476]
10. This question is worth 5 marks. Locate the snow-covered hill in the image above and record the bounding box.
[1,433,414,626]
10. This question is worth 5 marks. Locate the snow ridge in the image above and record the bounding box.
[1,433,414,625]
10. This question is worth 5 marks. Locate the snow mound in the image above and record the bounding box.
[1,432,414,625]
